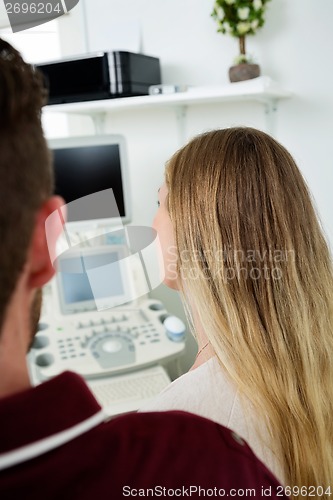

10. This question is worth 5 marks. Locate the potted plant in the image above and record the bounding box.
[212,0,271,82]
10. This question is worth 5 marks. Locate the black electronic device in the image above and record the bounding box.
[37,51,161,105]
[48,134,131,227]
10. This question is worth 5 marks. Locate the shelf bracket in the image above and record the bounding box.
[175,105,187,146]
[90,112,107,135]
[264,99,278,136]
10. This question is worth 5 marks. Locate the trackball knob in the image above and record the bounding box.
[102,340,122,353]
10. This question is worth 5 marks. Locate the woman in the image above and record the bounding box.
[141,127,333,495]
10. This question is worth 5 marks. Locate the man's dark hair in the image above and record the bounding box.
[0,38,54,328]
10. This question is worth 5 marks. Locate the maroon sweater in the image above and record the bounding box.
[0,371,287,499]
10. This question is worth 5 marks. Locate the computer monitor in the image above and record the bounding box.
[48,134,131,228]
[56,245,133,314]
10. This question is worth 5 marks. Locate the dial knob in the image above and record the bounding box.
[163,316,186,342]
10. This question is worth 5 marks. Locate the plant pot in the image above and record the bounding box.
[229,63,261,83]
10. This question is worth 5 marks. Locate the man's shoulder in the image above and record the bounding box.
[0,373,286,499]
[88,410,283,493]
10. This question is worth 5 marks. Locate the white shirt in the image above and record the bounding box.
[140,356,284,484]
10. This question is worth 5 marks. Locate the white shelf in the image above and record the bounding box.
[43,76,291,116]
[43,76,291,139]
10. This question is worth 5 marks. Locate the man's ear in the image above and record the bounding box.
[27,196,65,289]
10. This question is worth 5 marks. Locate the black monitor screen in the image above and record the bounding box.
[52,143,125,222]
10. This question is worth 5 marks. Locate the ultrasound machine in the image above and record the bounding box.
[28,135,186,416]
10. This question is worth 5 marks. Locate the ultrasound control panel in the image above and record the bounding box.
[29,299,186,383]
[28,242,186,385]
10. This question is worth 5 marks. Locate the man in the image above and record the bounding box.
[0,38,286,499]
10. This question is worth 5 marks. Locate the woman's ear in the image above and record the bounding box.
[27,196,65,289]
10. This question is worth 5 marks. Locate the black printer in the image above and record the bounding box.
[36,51,161,105]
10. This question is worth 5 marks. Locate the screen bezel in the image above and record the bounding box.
[48,134,132,229]
[55,245,133,314]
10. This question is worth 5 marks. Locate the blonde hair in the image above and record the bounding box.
[165,127,333,497]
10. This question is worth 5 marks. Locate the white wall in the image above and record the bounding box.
[0,19,68,138]
[55,0,333,243]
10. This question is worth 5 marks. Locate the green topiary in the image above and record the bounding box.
[212,0,271,63]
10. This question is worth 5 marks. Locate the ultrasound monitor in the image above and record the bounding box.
[56,245,133,314]
[48,135,131,228]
